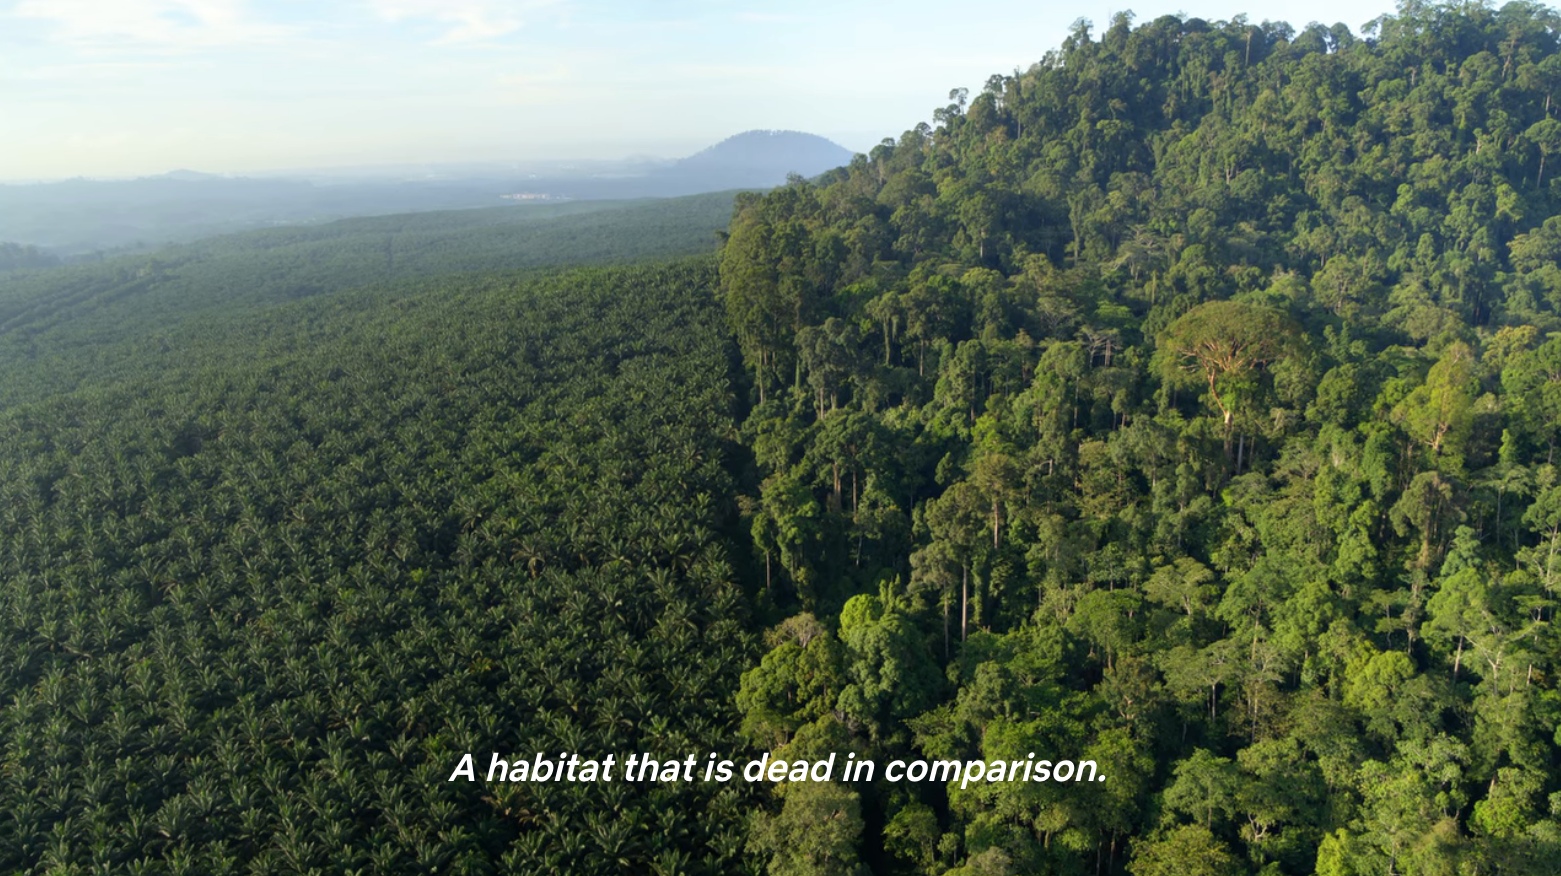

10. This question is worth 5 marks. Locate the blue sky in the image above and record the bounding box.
[3,0,1406,180]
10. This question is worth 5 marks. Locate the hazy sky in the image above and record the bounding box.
[3,0,1405,180]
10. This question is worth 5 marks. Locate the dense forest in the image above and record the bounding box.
[718,2,1561,874]
[2,2,1561,875]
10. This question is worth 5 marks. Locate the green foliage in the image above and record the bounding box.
[10,3,1561,874]
[720,3,1561,873]
[748,780,869,876]
[0,192,734,408]
[1158,300,1303,431]
[0,258,757,874]
[1128,824,1240,876]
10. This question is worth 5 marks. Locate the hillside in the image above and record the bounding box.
[717,4,1561,874]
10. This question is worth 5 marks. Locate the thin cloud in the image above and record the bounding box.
[495,64,576,92]
[17,60,180,81]
[10,0,293,51]
[369,0,565,44]
[665,61,844,89]
[736,12,807,23]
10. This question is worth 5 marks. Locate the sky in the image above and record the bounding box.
[2,0,1408,181]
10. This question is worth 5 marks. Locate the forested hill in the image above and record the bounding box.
[719,3,1561,875]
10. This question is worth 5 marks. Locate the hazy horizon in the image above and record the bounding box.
[6,0,1406,182]
[0,131,850,184]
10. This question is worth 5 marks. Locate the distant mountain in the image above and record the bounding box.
[0,132,856,254]
[160,169,225,181]
[520,131,857,200]
[673,130,854,179]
